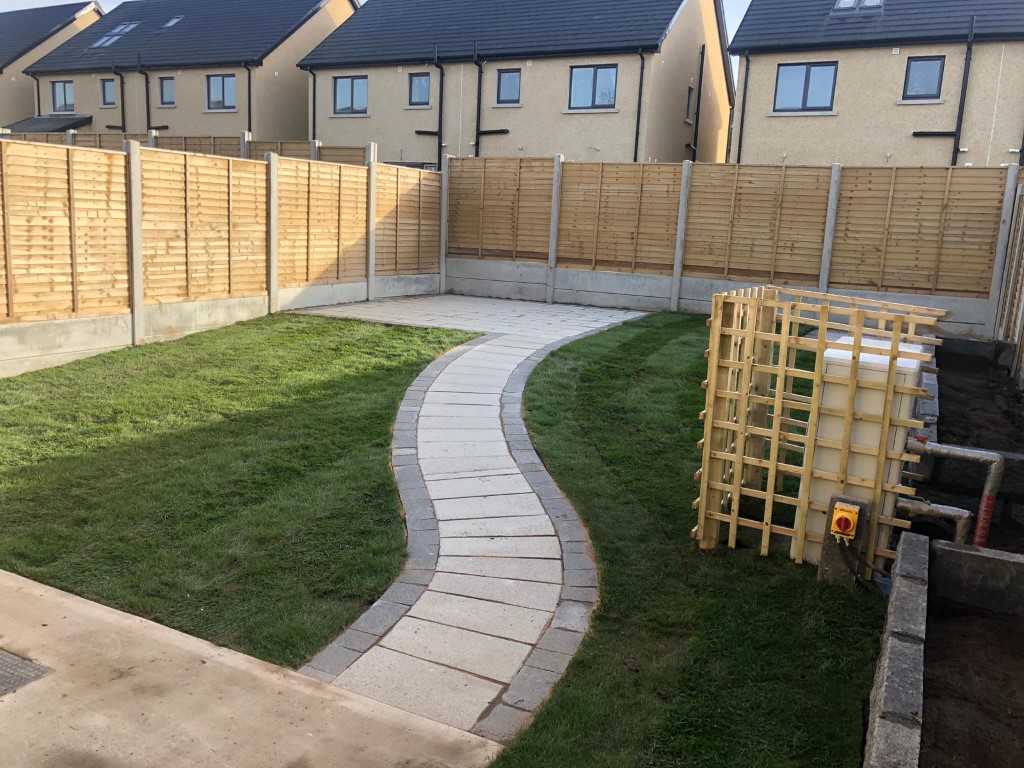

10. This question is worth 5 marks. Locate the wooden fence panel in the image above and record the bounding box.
[448,157,553,262]
[140,148,267,302]
[0,142,129,322]
[374,165,441,275]
[830,166,1007,296]
[1,133,67,145]
[682,164,829,285]
[318,146,367,166]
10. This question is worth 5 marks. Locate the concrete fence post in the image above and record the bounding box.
[988,163,1022,339]
[365,142,378,166]
[366,161,377,301]
[439,153,452,295]
[671,160,694,312]
[310,140,321,162]
[266,153,280,314]
[125,141,145,345]
[146,129,158,148]
[818,163,843,293]
[240,131,251,159]
[545,154,564,304]
[65,129,76,146]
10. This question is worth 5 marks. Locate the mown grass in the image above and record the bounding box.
[0,314,473,667]
[496,313,884,768]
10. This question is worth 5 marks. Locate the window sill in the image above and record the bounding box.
[405,105,431,110]
[563,107,619,114]
[158,104,176,109]
[494,103,521,109]
[99,105,117,109]
[767,110,837,117]
[330,113,370,119]
[897,98,943,105]
[205,108,237,114]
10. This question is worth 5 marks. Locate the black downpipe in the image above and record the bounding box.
[243,63,254,134]
[690,44,706,162]
[951,16,976,167]
[473,46,483,157]
[633,50,645,162]
[736,54,750,163]
[432,53,445,169]
[106,69,127,130]
[307,68,317,141]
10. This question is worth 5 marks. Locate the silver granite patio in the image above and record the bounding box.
[296,295,645,742]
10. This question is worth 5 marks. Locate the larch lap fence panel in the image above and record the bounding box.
[695,286,944,568]
[1,133,69,145]
[152,136,243,158]
[829,166,1007,297]
[139,148,267,303]
[374,164,441,276]
[999,186,1024,385]
[682,164,830,285]
[448,157,553,262]
[0,141,129,323]
[558,163,683,275]
[250,141,311,161]
[277,158,370,288]
[318,146,367,166]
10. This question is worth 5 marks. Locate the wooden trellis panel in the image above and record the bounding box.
[0,141,129,323]
[695,286,946,568]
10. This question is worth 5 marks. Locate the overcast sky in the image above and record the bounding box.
[0,0,754,58]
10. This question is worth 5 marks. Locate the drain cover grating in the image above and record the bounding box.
[0,648,49,697]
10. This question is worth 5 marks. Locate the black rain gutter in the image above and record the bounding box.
[688,44,706,162]
[950,16,976,167]
[633,49,646,163]
[736,53,750,163]
[243,62,254,134]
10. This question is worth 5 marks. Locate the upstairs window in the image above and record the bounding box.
[569,65,617,110]
[90,21,139,48]
[334,75,368,114]
[773,62,837,112]
[163,16,183,28]
[408,73,430,106]
[101,78,116,107]
[497,69,521,104]
[160,77,175,106]
[903,56,944,100]
[52,80,74,112]
[207,74,236,111]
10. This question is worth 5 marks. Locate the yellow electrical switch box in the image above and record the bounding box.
[830,502,860,541]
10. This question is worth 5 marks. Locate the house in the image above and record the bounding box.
[729,0,1024,167]
[299,0,734,167]
[0,2,103,130]
[16,0,357,140]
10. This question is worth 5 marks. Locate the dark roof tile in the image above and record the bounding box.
[0,2,95,73]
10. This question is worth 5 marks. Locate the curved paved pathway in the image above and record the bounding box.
[297,296,644,743]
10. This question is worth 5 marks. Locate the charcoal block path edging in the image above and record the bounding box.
[296,296,644,742]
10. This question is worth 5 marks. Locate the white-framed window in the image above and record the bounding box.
[497,69,521,105]
[159,77,175,106]
[773,62,838,112]
[569,65,617,110]
[333,75,368,114]
[207,74,236,110]
[101,78,116,107]
[903,56,944,100]
[408,73,430,106]
[52,80,74,112]
[834,0,883,8]
[163,16,183,28]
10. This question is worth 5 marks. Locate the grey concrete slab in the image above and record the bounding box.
[434,494,545,520]
[502,665,561,712]
[435,556,563,584]
[409,592,551,644]
[439,515,555,539]
[429,572,561,612]
[440,536,561,559]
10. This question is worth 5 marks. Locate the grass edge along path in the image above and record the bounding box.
[494,313,884,768]
[0,314,475,668]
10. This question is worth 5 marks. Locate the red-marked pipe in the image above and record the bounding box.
[907,440,1004,547]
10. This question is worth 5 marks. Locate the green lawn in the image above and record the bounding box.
[496,313,884,768]
[0,314,473,667]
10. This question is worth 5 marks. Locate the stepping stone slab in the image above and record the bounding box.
[433,493,545,521]
[426,474,533,499]
[440,536,561,559]
[429,572,561,612]
[336,647,502,731]
[435,556,563,583]
[417,441,511,459]
[438,515,555,538]
[381,617,532,683]
[409,591,551,644]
